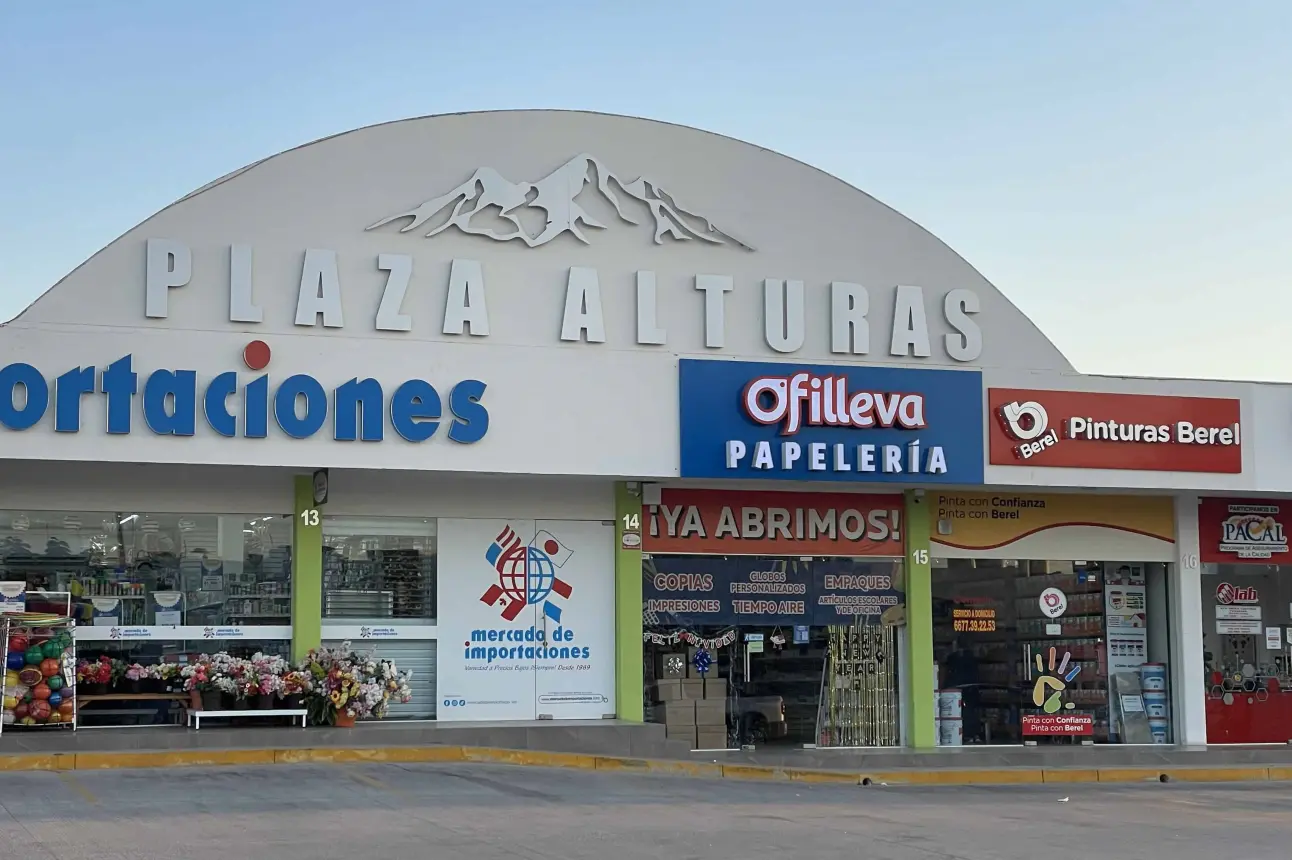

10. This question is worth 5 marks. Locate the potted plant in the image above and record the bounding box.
[123,663,147,694]
[182,659,221,711]
[77,657,112,695]
[280,670,311,710]
[256,672,283,710]
[298,642,413,727]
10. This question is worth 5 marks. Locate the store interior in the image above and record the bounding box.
[932,559,1170,746]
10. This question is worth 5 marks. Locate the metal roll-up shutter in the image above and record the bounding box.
[324,640,436,719]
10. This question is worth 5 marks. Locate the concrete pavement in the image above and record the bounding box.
[0,762,1287,859]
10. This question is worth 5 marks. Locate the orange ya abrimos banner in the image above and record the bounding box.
[930,492,1174,552]
[643,488,904,556]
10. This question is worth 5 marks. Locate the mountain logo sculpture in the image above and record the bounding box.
[366,154,753,250]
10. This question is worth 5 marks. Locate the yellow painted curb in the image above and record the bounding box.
[0,753,72,771]
[1164,767,1269,783]
[595,757,723,778]
[1043,769,1101,783]
[722,764,789,780]
[461,747,598,770]
[786,768,862,784]
[1097,768,1169,783]
[0,744,1285,787]
[869,768,1044,786]
[74,749,276,770]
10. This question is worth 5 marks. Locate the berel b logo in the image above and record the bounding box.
[999,400,1049,441]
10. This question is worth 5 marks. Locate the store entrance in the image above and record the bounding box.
[933,560,1154,745]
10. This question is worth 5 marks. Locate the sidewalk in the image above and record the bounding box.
[3,721,1292,786]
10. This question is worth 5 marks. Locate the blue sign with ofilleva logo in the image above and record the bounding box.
[678,359,983,484]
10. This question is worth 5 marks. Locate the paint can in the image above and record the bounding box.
[1143,691,1169,719]
[937,714,963,746]
[937,690,963,720]
[1140,663,1167,692]
[1147,717,1169,744]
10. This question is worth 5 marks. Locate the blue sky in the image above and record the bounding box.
[2,2,1289,380]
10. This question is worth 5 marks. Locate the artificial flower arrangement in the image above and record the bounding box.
[73,646,409,724]
[299,641,413,726]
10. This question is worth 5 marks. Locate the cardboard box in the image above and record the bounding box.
[681,679,705,700]
[695,728,728,750]
[657,652,687,679]
[666,725,697,745]
[694,699,727,727]
[651,701,695,726]
[650,680,682,703]
[703,677,727,700]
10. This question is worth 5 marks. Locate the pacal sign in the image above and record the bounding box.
[678,359,983,483]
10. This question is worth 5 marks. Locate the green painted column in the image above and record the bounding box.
[614,481,644,722]
[904,489,936,748]
[291,475,323,663]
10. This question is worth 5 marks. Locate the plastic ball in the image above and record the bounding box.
[8,635,28,653]
[46,713,60,724]
[4,669,17,688]
[13,703,28,720]
[5,652,23,671]
[1,711,11,725]
[10,685,28,700]
[32,683,50,701]
[23,647,43,666]
[39,658,59,678]
[2,696,16,710]
[57,701,74,718]
[47,675,63,692]
[47,691,62,709]
[27,700,50,721]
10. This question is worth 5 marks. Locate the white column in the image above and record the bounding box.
[1170,494,1208,746]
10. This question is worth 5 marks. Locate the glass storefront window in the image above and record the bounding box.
[0,510,292,628]
[1201,562,1292,743]
[641,554,904,749]
[932,559,1166,745]
[322,517,436,622]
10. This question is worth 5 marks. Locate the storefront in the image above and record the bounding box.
[1197,497,1292,743]
[4,109,1292,749]
[929,492,1176,745]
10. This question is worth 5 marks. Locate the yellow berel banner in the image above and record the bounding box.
[929,492,1174,551]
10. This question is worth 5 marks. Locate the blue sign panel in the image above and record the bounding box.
[678,359,983,484]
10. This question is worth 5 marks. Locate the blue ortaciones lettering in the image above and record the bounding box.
[0,354,489,443]
[463,626,592,664]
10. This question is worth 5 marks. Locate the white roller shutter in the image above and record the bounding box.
[324,639,436,720]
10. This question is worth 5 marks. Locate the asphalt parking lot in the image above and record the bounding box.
[0,763,1287,859]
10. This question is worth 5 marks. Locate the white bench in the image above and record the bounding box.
[188,708,308,730]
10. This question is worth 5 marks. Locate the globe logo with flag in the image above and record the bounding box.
[481,526,574,622]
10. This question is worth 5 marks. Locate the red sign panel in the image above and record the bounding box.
[642,488,903,556]
[1199,497,1290,564]
[1021,714,1094,736]
[988,388,1242,473]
